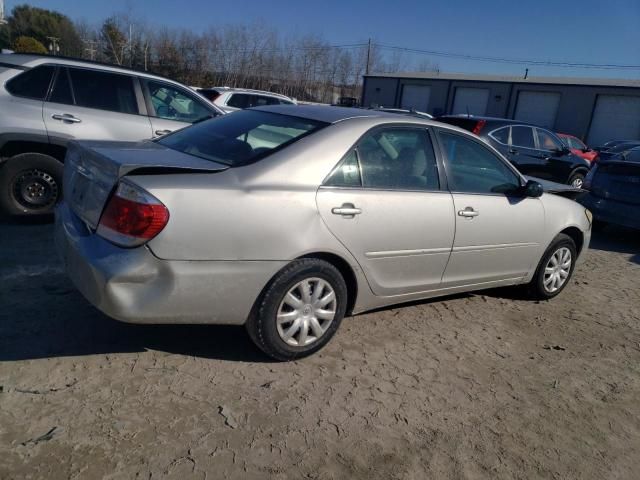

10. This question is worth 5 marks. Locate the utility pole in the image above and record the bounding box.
[47,36,61,55]
[365,38,372,75]
[83,39,97,60]
[0,0,7,25]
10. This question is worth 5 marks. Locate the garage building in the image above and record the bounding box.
[362,72,640,145]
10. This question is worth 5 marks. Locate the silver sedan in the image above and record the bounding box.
[55,105,592,360]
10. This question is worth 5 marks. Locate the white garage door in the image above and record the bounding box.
[514,91,561,128]
[587,95,640,146]
[452,87,489,115]
[400,85,431,111]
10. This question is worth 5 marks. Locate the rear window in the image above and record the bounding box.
[6,65,55,100]
[157,110,327,166]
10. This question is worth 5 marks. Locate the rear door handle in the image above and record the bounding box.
[332,203,362,217]
[51,113,81,123]
[458,207,479,218]
[155,129,173,136]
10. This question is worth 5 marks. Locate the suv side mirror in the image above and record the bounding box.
[522,179,544,198]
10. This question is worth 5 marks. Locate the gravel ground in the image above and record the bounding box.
[1,219,639,480]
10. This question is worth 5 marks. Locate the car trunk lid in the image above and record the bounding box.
[591,161,640,205]
[63,140,229,229]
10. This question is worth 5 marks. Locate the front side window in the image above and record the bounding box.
[439,131,521,194]
[510,126,535,149]
[6,65,55,100]
[69,68,138,114]
[158,110,326,166]
[147,80,212,123]
[537,129,563,151]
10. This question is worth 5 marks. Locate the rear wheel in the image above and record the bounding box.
[527,233,577,300]
[568,170,586,189]
[0,153,63,216]
[246,258,348,361]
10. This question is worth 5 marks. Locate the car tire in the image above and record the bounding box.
[246,258,348,361]
[568,170,586,189]
[527,233,577,300]
[0,153,63,216]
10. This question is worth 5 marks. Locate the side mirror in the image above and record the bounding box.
[522,179,544,198]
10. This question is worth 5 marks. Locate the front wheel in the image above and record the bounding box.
[0,153,63,216]
[246,258,348,361]
[527,233,577,300]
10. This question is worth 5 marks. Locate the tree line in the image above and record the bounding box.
[0,5,430,103]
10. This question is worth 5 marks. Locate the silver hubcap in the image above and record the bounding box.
[571,177,583,188]
[543,247,572,293]
[276,277,337,347]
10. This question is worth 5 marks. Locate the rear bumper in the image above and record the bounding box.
[579,194,640,230]
[55,202,286,325]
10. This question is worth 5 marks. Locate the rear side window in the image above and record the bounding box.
[490,127,509,144]
[227,93,250,109]
[6,65,55,100]
[49,68,74,105]
[511,126,535,149]
[158,110,326,166]
[68,68,138,114]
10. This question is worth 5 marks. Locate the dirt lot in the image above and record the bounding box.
[1,219,639,480]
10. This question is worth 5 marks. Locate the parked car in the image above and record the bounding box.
[196,87,296,113]
[437,115,591,188]
[56,105,591,360]
[0,54,223,217]
[579,147,640,230]
[593,140,640,162]
[334,96,359,107]
[557,133,598,163]
[370,107,434,119]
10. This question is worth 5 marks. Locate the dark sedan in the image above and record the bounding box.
[579,148,640,230]
[437,116,591,187]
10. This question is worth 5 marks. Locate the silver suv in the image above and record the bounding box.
[196,87,296,113]
[0,54,223,216]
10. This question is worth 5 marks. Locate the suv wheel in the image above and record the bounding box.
[0,153,63,216]
[527,233,577,300]
[246,258,348,361]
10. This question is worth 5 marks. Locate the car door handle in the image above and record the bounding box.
[155,129,173,136]
[51,113,81,123]
[331,203,362,217]
[458,207,479,218]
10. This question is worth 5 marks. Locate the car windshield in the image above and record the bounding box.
[157,110,327,166]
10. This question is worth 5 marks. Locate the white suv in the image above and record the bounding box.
[196,87,296,113]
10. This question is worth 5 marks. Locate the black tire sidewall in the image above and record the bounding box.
[532,234,577,300]
[250,259,348,361]
[0,153,63,216]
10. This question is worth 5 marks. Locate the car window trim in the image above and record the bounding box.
[487,126,510,146]
[434,126,526,196]
[321,123,444,192]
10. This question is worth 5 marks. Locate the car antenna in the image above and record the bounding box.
[466,106,470,118]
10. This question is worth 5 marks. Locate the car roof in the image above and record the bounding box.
[208,87,293,99]
[252,104,402,123]
[0,53,183,84]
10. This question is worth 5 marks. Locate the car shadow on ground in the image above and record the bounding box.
[589,225,640,265]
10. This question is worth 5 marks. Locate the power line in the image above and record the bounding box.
[374,43,640,71]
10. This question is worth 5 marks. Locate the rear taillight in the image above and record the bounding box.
[472,120,486,135]
[97,181,169,247]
